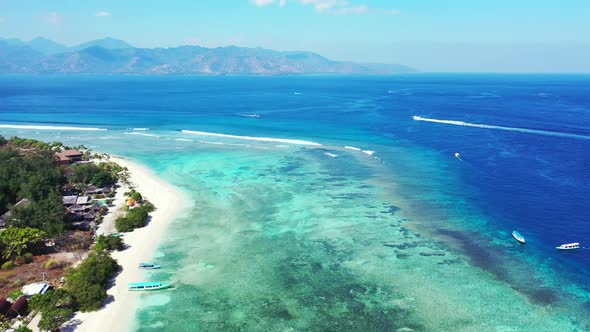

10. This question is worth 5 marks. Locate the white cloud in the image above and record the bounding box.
[44,12,62,25]
[250,0,398,15]
[96,11,111,17]
[251,0,275,6]
[332,4,369,15]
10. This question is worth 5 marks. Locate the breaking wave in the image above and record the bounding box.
[345,146,375,156]
[0,124,107,131]
[125,132,159,138]
[181,130,321,146]
[412,116,590,141]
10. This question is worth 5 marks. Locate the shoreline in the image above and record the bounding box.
[71,156,190,332]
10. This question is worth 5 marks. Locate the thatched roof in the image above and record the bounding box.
[9,296,28,317]
[0,298,11,316]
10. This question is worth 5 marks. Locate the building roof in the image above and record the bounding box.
[14,198,30,209]
[84,210,98,219]
[22,282,49,297]
[63,195,78,205]
[9,296,28,317]
[76,196,92,205]
[0,298,11,316]
[55,153,71,162]
[68,204,86,212]
[62,149,83,157]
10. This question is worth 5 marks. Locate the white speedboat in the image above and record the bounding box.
[512,230,525,244]
[556,242,580,250]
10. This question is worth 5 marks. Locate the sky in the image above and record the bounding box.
[0,0,589,72]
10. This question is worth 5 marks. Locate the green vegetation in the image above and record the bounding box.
[7,192,65,236]
[14,326,33,332]
[9,289,23,300]
[69,162,122,188]
[30,289,76,331]
[65,250,119,312]
[124,189,143,202]
[44,258,59,270]
[115,204,151,232]
[7,137,57,151]
[0,227,47,261]
[0,140,66,235]
[0,136,126,329]
[94,235,124,252]
[23,252,34,263]
[1,261,15,270]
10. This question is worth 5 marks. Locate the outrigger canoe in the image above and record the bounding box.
[139,262,161,269]
[128,282,171,291]
[512,230,525,244]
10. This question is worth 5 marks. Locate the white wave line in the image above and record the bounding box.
[181,130,321,146]
[412,116,590,140]
[0,124,107,131]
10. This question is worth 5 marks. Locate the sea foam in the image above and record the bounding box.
[344,146,362,151]
[345,146,375,156]
[181,130,321,146]
[125,132,159,138]
[0,124,107,131]
[412,116,590,141]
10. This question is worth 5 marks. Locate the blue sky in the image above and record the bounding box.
[0,0,589,72]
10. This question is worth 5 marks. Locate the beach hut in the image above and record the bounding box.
[0,298,11,316]
[9,296,28,318]
[127,197,136,207]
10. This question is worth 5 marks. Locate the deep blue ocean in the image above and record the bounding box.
[1,74,590,330]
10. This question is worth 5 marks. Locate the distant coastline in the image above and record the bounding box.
[0,37,416,75]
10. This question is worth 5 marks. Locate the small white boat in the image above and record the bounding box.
[139,262,161,269]
[556,242,580,250]
[512,230,525,244]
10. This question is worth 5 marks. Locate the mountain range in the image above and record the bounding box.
[0,37,416,75]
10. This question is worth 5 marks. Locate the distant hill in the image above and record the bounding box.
[71,37,134,52]
[0,37,416,75]
[28,37,69,55]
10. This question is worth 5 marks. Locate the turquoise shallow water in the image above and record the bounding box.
[1,75,590,331]
[0,129,587,331]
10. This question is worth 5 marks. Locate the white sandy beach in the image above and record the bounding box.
[69,156,189,332]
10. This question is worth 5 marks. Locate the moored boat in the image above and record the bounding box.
[128,282,171,291]
[139,262,161,269]
[512,230,525,244]
[555,242,580,250]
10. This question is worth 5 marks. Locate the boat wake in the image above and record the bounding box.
[181,130,322,146]
[237,114,261,118]
[412,116,590,141]
[0,124,107,131]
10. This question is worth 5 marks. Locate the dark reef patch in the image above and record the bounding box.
[435,228,561,307]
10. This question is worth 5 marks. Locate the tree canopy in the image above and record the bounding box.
[0,146,67,235]
[65,250,119,312]
[69,163,118,188]
[0,227,47,260]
